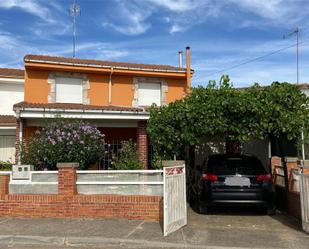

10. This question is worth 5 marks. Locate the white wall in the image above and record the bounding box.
[0,81,24,115]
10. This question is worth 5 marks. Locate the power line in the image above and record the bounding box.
[205,37,309,78]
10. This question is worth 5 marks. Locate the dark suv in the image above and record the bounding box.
[196,154,275,214]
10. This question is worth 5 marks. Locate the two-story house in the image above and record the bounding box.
[14,47,193,168]
[0,68,24,163]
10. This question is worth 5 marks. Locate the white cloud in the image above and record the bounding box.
[170,24,186,34]
[0,0,55,23]
[144,0,195,12]
[102,1,152,35]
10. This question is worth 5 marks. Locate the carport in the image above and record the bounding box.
[147,80,309,234]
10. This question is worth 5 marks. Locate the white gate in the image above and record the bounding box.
[163,164,187,236]
[300,173,309,233]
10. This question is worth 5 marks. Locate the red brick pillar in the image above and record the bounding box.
[284,157,298,192]
[0,174,9,195]
[137,121,148,169]
[57,163,78,196]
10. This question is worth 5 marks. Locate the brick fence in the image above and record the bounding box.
[271,157,309,220]
[0,163,162,221]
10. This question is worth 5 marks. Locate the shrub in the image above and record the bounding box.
[111,140,142,170]
[0,161,13,171]
[150,149,163,169]
[22,119,106,170]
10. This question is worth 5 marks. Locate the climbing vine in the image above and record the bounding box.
[147,76,309,158]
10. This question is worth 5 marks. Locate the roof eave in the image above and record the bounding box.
[16,106,150,120]
[24,58,187,74]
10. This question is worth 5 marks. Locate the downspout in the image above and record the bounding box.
[186,46,191,95]
[108,67,114,105]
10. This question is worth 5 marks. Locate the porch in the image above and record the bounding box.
[13,102,151,169]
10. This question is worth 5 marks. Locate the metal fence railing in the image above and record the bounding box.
[101,141,156,170]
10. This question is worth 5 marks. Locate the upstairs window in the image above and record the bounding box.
[55,77,83,104]
[138,82,161,106]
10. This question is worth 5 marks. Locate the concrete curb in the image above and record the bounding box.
[0,234,279,249]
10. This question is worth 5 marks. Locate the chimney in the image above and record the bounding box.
[178,51,183,67]
[186,46,191,95]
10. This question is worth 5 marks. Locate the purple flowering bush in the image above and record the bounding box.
[23,119,105,170]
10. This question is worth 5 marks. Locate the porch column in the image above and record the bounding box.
[15,118,24,164]
[137,121,148,169]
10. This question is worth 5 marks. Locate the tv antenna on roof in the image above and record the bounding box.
[70,0,81,58]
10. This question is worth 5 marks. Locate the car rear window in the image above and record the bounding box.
[206,156,266,175]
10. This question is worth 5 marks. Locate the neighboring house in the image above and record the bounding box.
[0,68,24,163]
[14,47,193,168]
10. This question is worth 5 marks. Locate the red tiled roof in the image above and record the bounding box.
[14,101,148,113]
[0,68,24,78]
[0,115,16,125]
[24,54,188,73]
[299,84,309,89]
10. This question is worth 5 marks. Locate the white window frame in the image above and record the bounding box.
[132,77,168,107]
[47,72,90,104]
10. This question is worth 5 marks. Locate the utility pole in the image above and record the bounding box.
[70,0,80,58]
[283,27,299,84]
[284,28,305,161]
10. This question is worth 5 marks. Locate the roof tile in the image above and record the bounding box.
[0,115,16,125]
[24,54,187,73]
[14,101,148,112]
[0,68,24,78]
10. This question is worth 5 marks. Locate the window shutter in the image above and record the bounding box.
[56,77,83,104]
[138,82,161,106]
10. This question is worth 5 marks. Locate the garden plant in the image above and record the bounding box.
[22,119,106,170]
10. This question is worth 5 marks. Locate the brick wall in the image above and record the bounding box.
[271,156,303,220]
[0,163,162,221]
[137,121,148,169]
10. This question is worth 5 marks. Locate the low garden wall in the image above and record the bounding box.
[0,163,163,221]
[271,157,309,220]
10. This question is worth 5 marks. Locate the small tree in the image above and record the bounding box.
[111,140,142,170]
[22,119,106,170]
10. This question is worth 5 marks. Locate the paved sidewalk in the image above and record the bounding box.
[0,207,307,248]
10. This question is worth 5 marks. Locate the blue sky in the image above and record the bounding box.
[0,0,309,87]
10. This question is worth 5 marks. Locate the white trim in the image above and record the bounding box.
[76,181,163,185]
[19,111,149,120]
[26,119,139,128]
[31,171,58,174]
[10,181,58,185]
[0,171,11,175]
[0,78,24,84]
[77,170,163,173]
[0,126,16,130]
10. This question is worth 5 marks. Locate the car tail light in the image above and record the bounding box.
[202,173,218,182]
[257,174,271,182]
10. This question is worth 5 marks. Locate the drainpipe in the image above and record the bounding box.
[186,46,191,95]
[108,67,114,105]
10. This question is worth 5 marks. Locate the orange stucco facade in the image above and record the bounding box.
[24,63,187,106]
